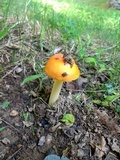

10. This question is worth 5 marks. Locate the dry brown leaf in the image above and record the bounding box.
[66,82,77,90]
[23,121,33,127]
[96,110,120,134]
[94,147,105,158]
[97,136,108,152]
[62,147,69,157]
[76,77,88,90]
[90,136,108,158]
[66,77,88,91]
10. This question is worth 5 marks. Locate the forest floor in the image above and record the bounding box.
[0,25,120,160]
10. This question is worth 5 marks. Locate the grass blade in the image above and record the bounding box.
[0,24,12,39]
[0,126,7,132]
[21,74,43,86]
[2,101,10,109]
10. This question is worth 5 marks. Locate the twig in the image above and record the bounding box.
[23,149,35,160]
[104,41,120,51]
[1,117,23,135]
[6,147,23,160]
[49,122,61,132]
[1,65,18,80]
[66,89,107,92]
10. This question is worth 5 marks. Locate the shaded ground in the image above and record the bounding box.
[0,27,120,160]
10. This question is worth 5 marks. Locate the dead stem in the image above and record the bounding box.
[6,146,23,160]
[23,149,35,160]
[1,65,18,80]
[1,117,23,135]
[49,122,61,132]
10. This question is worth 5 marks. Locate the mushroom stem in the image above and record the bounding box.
[49,80,63,105]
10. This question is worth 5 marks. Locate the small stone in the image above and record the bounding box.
[111,138,120,153]
[2,138,10,145]
[54,47,62,54]
[96,123,101,127]
[10,110,18,117]
[14,123,21,127]
[38,136,45,146]
[6,85,10,90]
[74,134,81,143]
[15,67,22,73]
[94,128,98,133]
[77,149,85,158]
[46,134,52,145]
[83,116,86,121]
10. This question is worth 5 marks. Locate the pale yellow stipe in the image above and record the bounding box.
[48,80,63,105]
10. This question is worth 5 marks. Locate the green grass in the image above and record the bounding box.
[0,0,120,113]
[73,0,109,6]
[0,0,120,43]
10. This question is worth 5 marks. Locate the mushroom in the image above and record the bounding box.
[45,53,80,105]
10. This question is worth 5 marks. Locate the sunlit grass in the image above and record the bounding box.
[32,0,120,43]
[1,0,120,43]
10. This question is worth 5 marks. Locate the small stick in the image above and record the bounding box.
[49,122,61,132]
[1,65,18,80]
[6,147,23,160]
[1,118,23,135]
[23,149,35,160]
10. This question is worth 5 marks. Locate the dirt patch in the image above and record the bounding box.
[0,68,120,160]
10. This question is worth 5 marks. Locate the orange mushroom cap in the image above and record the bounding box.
[45,53,80,82]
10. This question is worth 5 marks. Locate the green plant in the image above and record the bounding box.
[2,101,10,110]
[0,24,12,39]
[93,93,120,107]
[114,106,120,114]
[22,111,32,122]
[0,126,7,132]
[61,114,75,126]
[21,74,44,86]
